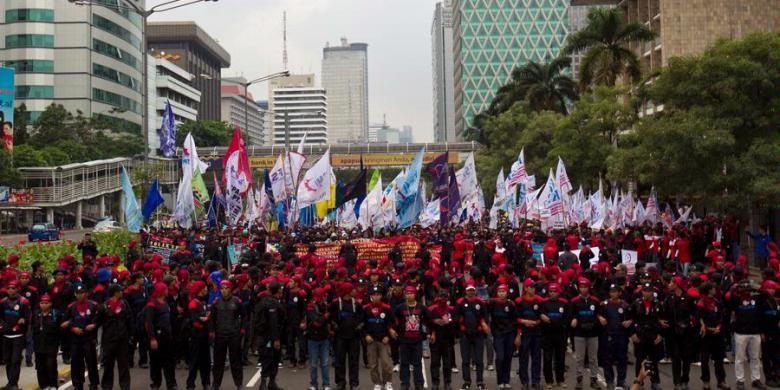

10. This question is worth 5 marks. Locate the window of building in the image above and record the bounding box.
[92,113,142,134]
[5,60,54,73]
[93,39,141,71]
[93,88,140,113]
[93,63,140,92]
[5,9,54,22]
[94,0,143,29]
[16,86,54,99]
[5,34,54,48]
[93,14,142,48]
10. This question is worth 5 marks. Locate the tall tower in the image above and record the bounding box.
[321,37,369,143]
[452,0,569,139]
[282,11,288,70]
[431,0,456,143]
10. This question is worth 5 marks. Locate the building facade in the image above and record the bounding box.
[147,21,230,121]
[321,37,368,143]
[147,55,201,153]
[619,0,780,116]
[221,77,265,145]
[431,0,457,143]
[452,0,569,139]
[399,125,413,143]
[0,0,146,131]
[569,0,618,82]
[271,86,327,146]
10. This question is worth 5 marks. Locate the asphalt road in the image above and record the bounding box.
[10,345,762,390]
[0,229,91,247]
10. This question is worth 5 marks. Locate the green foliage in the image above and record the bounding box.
[176,120,233,147]
[562,8,656,89]
[39,146,71,166]
[29,104,72,148]
[12,144,47,167]
[13,103,29,145]
[0,230,137,274]
[0,149,22,187]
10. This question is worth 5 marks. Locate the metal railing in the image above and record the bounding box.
[199,141,482,158]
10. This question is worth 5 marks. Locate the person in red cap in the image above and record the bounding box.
[100,284,132,390]
[17,271,37,367]
[570,277,603,390]
[760,279,780,387]
[363,285,394,390]
[145,282,177,390]
[488,284,518,389]
[185,281,211,390]
[62,283,100,390]
[284,276,308,369]
[50,267,74,364]
[210,279,246,390]
[428,284,458,390]
[391,284,430,390]
[696,283,728,390]
[329,281,364,390]
[598,283,631,390]
[540,282,569,388]
[1,279,32,390]
[663,275,697,389]
[304,287,332,390]
[515,278,544,389]
[455,280,489,390]
[32,292,61,390]
[254,281,287,390]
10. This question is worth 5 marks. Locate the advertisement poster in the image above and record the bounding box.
[0,67,15,153]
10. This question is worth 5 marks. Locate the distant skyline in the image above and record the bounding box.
[149,0,440,142]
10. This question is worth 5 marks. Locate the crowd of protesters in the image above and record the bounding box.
[0,216,778,390]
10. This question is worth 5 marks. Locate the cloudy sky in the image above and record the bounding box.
[150,0,442,142]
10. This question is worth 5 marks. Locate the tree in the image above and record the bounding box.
[12,144,47,167]
[512,57,578,114]
[176,120,233,147]
[39,146,71,166]
[55,140,90,163]
[0,149,21,187]
[562,8,656,88]
[13,104,29,145]
[30,104,73,147]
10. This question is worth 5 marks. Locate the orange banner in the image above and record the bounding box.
[330,152,459,167]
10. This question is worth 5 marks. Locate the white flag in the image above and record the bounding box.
[245,186,259,228]
[633,200,646,224]
[456,152,478,201]
[297,150,332,207]
[645,187,658,223]
[495,168,506,203]
[269,154,287,202]
[359,175,383,229]
[420,198,441,228]
[172,175,194,228]
[556,157,572,194]
[183,133,209,175]
[338,199,358,229]
[506,148,527,188]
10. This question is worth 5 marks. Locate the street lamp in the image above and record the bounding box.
[201,71,290,145]
[67,0,219,156]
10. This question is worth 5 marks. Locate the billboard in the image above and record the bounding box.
[0,67,15,154]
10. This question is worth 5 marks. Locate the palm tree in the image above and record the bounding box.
[562,8,656,89]
[514,56,579,114]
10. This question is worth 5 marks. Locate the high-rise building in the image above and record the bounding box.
[147,21,230,121]
[569,1,618,82]
[269,74,327,146]
[322,37,368,143]
[619,0,780,116]
[0,0,147,130]
[452,0,569,139]
[220,77,265,145]
[399,125,414,144]
[431,0,457,143]
[147,55,201,153]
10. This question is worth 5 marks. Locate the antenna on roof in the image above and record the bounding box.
[283,11,288,70]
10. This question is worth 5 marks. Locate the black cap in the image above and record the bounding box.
[268,281,282,295]
[392,278,403,285]
[74,284,87,293]
[369,285,384,295]
[641,282,654,291]
[609,283,622,291]
[53,268,67,275]
[108,284,123,296]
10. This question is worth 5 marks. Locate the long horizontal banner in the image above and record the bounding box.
[294,235,473,269]
[201,152,460,169]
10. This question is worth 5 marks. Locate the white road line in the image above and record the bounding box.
[59,364,101,390]
[246,366,263,387]
[421,357,428,389]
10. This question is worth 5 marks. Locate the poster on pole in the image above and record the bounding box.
[621,249,639,275]
[0,67,15,153]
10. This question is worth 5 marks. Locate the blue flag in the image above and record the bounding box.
[398,148,424,199]
[142,178,164,220]
[207,190,218,228]
[398,189,423,229]
[121,166,143,233]
[159,100,176,157]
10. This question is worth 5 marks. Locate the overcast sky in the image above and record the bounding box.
[150,0,441,142]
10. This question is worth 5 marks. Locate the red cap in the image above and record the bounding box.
[465,279,476,290]
[578,278,591,288]
[7,279,20,288]
[152,282,167,298]
[219,280,233,289]
[312,287,326,300]
[497,284,509,292]
[19,272,30,279]
[523,278,536,288]
[7,253,19,264]
[761,280,779,291]
[189,281,207,297]
[404,285,417,295]
[712,241,721,248]
[338,282,354,297]
[672,276,687,290]
[548,282,560,292]
[40,293,52,302]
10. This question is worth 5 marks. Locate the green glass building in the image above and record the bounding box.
[453,0,569,139]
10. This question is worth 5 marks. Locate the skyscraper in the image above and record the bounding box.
[452,0,569,139]
[0,1,147,130]
[431,0,457,143]
[269,74,327,146]
[321,37,368,143]
[220,77,265,145]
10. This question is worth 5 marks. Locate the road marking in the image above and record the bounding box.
[246,366,263,387]
[58,364,100,390]
[421,357,428,389]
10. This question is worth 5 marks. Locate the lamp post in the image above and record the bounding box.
[68,0,219,156]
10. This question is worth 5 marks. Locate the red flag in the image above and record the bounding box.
[222,127,253,196]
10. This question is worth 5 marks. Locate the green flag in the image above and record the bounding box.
[192,167,210,218]
[368,169,381,192]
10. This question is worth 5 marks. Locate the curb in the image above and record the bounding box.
[24,366,70,390]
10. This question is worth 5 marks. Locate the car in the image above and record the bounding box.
[28,223,60,242]
[93,219,123,233]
